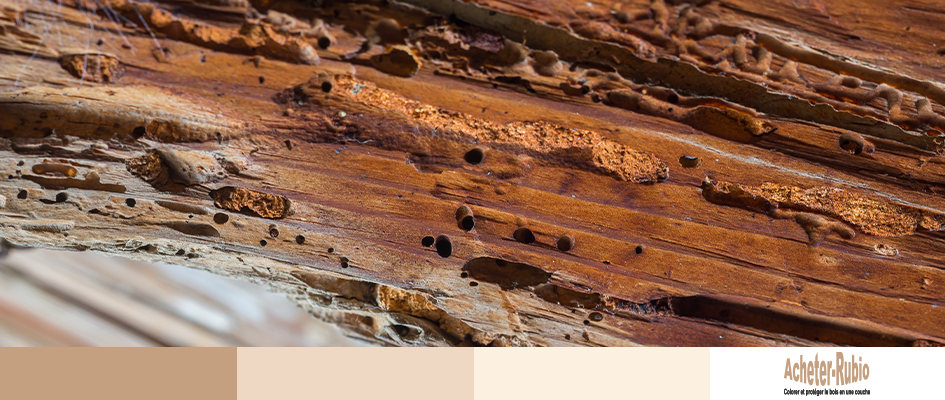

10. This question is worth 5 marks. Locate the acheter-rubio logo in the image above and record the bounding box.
[784,352,869,386]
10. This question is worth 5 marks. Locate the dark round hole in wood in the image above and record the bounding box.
[421,236,435,247]
[321,81,333,93]
[455,205,475,231]
[258,76,265,84]
[131,126,146,139]
[556,234,575,252]
[435,235,452,258]
[295,235,305,244]
[213,213,229,224]
[564,334,571,340]
[89,209,100,214]
[583,320,590,325]
[17,190,27,199]
[176,249,185,256]
[460,272,468,278]
[635,245,644,254]
[667,93,680,104]
[269,226,279,238]
[340,257,349,268]
[260,239,267,246]
[327,247,334,253]
[589,312,603,322]
[679,155,701,168]
[55,192,68,203]
[463,148,485,165]
[513,227,536,244]
[125,198,136,207]
[460,215,474,231]
[469,281,479,287]
[317,36,331,50]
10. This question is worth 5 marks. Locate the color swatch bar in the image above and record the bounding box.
[0,347,941,399]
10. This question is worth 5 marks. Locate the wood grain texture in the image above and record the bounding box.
[0,0,942,346]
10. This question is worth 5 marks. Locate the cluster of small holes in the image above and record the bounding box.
[125,198,136,207]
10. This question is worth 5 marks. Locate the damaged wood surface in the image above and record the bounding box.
[0,0,943,346]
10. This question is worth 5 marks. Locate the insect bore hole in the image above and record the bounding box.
[131,126,146,140]
[464,148,485,165]
[513,227,536,244]
[421,236,435,247]
[213,213,229,224]
[455,205,475,231]
[434,235,452,258]
[556,234,575,252]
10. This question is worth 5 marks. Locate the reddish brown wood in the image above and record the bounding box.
[0,0,943,346]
